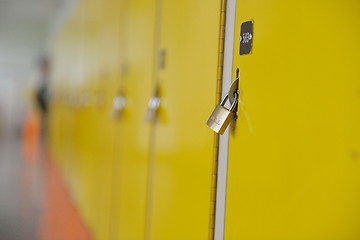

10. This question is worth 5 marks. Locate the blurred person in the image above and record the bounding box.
[36,57,50,138]
[20,58,50,240]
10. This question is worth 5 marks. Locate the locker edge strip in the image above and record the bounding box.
[209,0,227,239]
[213,0,237,239]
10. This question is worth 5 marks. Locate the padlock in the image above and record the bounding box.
[206,92,238,134]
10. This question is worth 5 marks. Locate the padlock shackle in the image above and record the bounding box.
[220,93,229,106]
[229,92,238,112]
[220,91,238,112]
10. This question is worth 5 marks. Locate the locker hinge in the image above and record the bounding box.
[209,0,227,239]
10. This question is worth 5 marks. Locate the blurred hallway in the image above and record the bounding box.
[0,136,41,240]
[0,134,92,240]
[0,1,83,238]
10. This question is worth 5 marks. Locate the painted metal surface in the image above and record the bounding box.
[49,0,122,239]
[224,0,360,239]
[111,0,158,239]
[214,1,237,238]
[147,1,221,239]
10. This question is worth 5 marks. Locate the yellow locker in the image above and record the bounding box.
[90,0,123,238]
[49,30,70,168]
[224,0,360,239]
[148,1,221,239]
[51,8,83,202]
[49,0,123,238]
[111,0,158,239]
[68,1,96,233]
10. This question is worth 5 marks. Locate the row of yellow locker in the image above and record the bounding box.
[50,0,221,239]
[49,0,360,239]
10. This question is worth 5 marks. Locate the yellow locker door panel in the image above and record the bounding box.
[90,0,122,238]
[225,0,360,239]
[67,1,97,234]
[149,1,220,239]
[62,11,84,205]
[49,32,69,168]
[52,20,77,189]
[79,5,101,231]
[111,0,157,239]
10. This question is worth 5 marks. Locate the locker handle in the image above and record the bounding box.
[145,84,161,122]
[145,96,160,122]
[112,95,126,120]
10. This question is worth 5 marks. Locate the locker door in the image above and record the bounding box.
[91,0,122,238]
[224,0,360,239]
[71,0,103,235]
[148,1,221,239]
[111,0,158,239]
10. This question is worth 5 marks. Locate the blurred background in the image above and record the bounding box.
[0,0,83,239]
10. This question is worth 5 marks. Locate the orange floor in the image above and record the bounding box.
[39,150,92,240]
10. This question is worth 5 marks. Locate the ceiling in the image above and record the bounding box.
[0,0,76,82]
